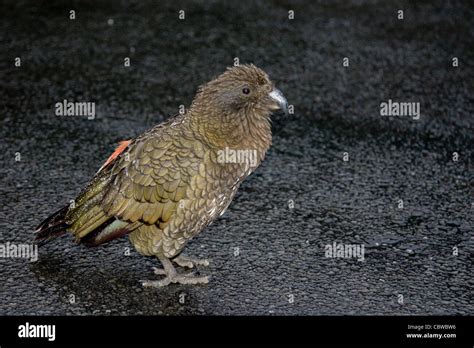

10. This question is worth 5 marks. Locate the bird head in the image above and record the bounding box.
[189,64,288,148]
[193,64,288,117]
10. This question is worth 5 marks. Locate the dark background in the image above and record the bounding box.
[0,0,472,315]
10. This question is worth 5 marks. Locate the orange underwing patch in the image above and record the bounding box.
[98,140,131,172]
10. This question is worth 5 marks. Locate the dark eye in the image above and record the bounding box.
[242,87,250,95]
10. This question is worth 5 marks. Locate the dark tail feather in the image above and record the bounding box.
[35,206,70,245]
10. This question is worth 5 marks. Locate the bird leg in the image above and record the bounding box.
[141,256,209,287]
[172,253,210,268]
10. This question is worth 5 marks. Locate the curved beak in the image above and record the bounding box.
[269,88,289,115]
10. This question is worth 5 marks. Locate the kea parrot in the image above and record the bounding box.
[35,64,288,287]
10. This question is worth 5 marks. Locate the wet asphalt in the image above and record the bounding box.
[0,0,472,315]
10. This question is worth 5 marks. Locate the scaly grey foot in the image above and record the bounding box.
[141,256,209,287]
[152,267,167,275]
[172,254,210,268]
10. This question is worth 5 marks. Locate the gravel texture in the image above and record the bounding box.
[0,0,472,315]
